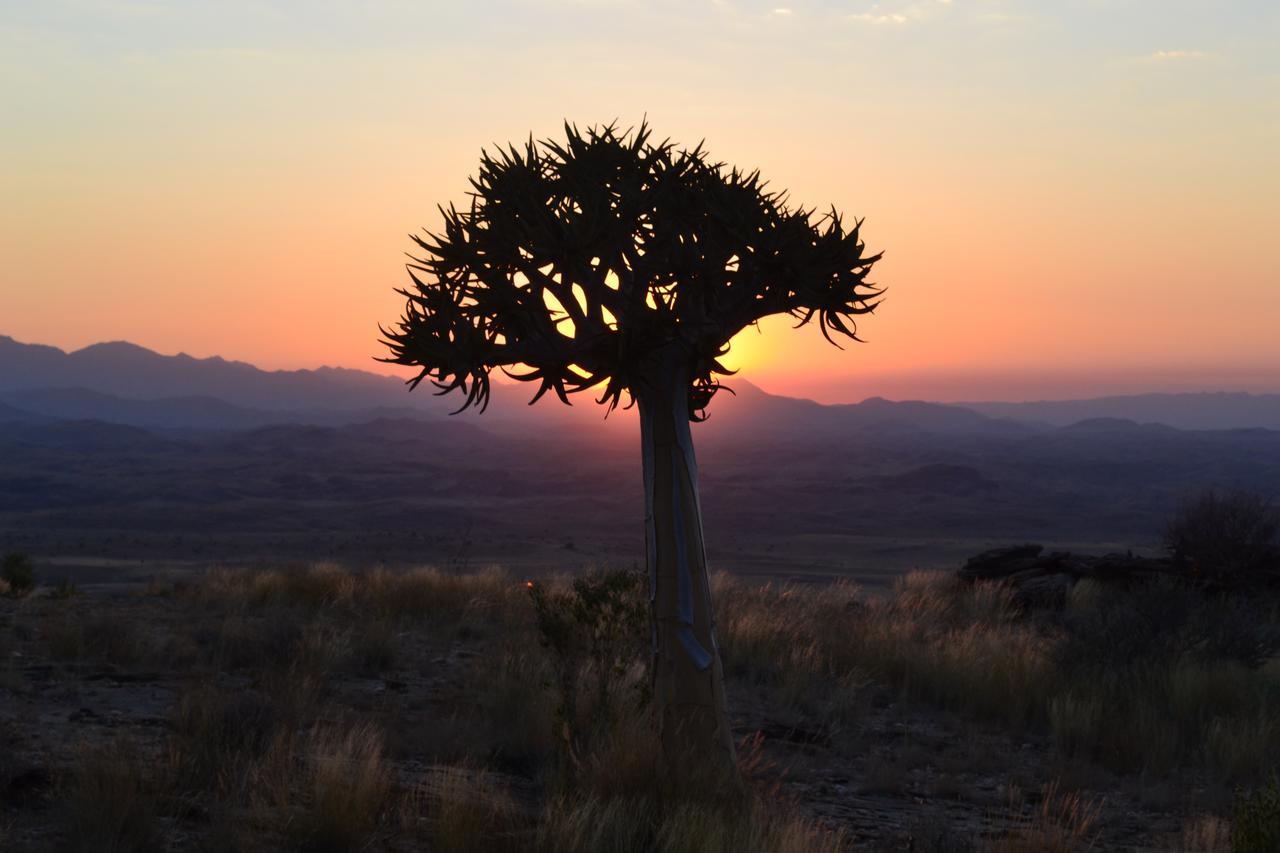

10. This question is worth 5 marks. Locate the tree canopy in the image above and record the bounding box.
[381,122,883,419]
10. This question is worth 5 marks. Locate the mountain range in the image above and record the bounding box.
[3,334,1279,577]
[962,393,1280,432]
[3,334,1279,434]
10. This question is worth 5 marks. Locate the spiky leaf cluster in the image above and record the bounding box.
[381,122,882,419]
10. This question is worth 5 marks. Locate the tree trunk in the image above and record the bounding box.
[637,359,738,782]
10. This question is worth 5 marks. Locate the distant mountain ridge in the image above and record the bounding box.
[0,399,46,423]
[0,335,446,415]
[2,334,1278,434]
[0,386,450,432]
[0,335,1006,435]
[695,382,1008,441]
[961,392,1280,431]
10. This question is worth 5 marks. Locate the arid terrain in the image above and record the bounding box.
[5,336,1280,582]
[2,560,1275,851]
[4,337,1280,850]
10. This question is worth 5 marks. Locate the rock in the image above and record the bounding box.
[958,545,1044,581]
[956,545,1194,609]
[951,536,1280,613]
[2,765,53,807]
[1013,574,1075,610]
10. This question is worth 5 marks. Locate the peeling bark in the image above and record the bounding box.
[638,358,737,780]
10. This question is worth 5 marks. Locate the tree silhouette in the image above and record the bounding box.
[381,122,882,777]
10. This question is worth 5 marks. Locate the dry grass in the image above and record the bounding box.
[15,561,1278,849]
[719,569,1280,785]
[539,794,847,853]
[0,618,11,681]
[461,643,559,768]
[0,718,27,811]
[289,723,394,852]
[1172,814,1231,853]
[1049,584,1280,780]
[190,563,526,627]
[987,781,1102,853]
[168,683,283,798]
[62,737,159,853]
[716,571,1053,729]
[408,764,527,852]
[168,680,397,850]
[350,618,399,673]
[40,609,144,665]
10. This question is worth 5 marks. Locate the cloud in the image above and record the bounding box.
[847,0,952,26]
[1146,49,1212,61]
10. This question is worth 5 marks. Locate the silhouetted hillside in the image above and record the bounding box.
[696,382,1005,441]
[869,463,999,495]
[0,400,45,423]
[963,392,1280,431]
[0,386,452,432]
[8,335,1279,436]
[0,418,172,453]
[0,335,1015,437]
[0,335,448,414]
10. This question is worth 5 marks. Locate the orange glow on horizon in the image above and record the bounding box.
[3,3,1277,403]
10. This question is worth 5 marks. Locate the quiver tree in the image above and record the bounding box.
[381,122,883,779]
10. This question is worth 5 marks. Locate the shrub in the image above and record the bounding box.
[527,569,649,756]
[1164,488,1280,581]
[1045,573,1280,778]
[1233,775,1280,853]
[1,552,35,597]
[1060,573,1280,677]
[1055,576,1199,676]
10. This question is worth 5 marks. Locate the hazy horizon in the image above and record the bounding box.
[5,331,1279,406]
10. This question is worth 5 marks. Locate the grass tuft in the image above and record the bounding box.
[289,723,394,853]
[62,737,159,853]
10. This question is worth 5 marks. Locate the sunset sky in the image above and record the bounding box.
[3,1,1277,403]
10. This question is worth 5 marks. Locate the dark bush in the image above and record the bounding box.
[1056,577,1198,675]
[527,569,649,753]
[1,552,35,597]
[49,578,80,600]
[1058,577,1280,673]
[1189,595,1280,669]
[1233,775,1280,853]
[1164,489,1279,581]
